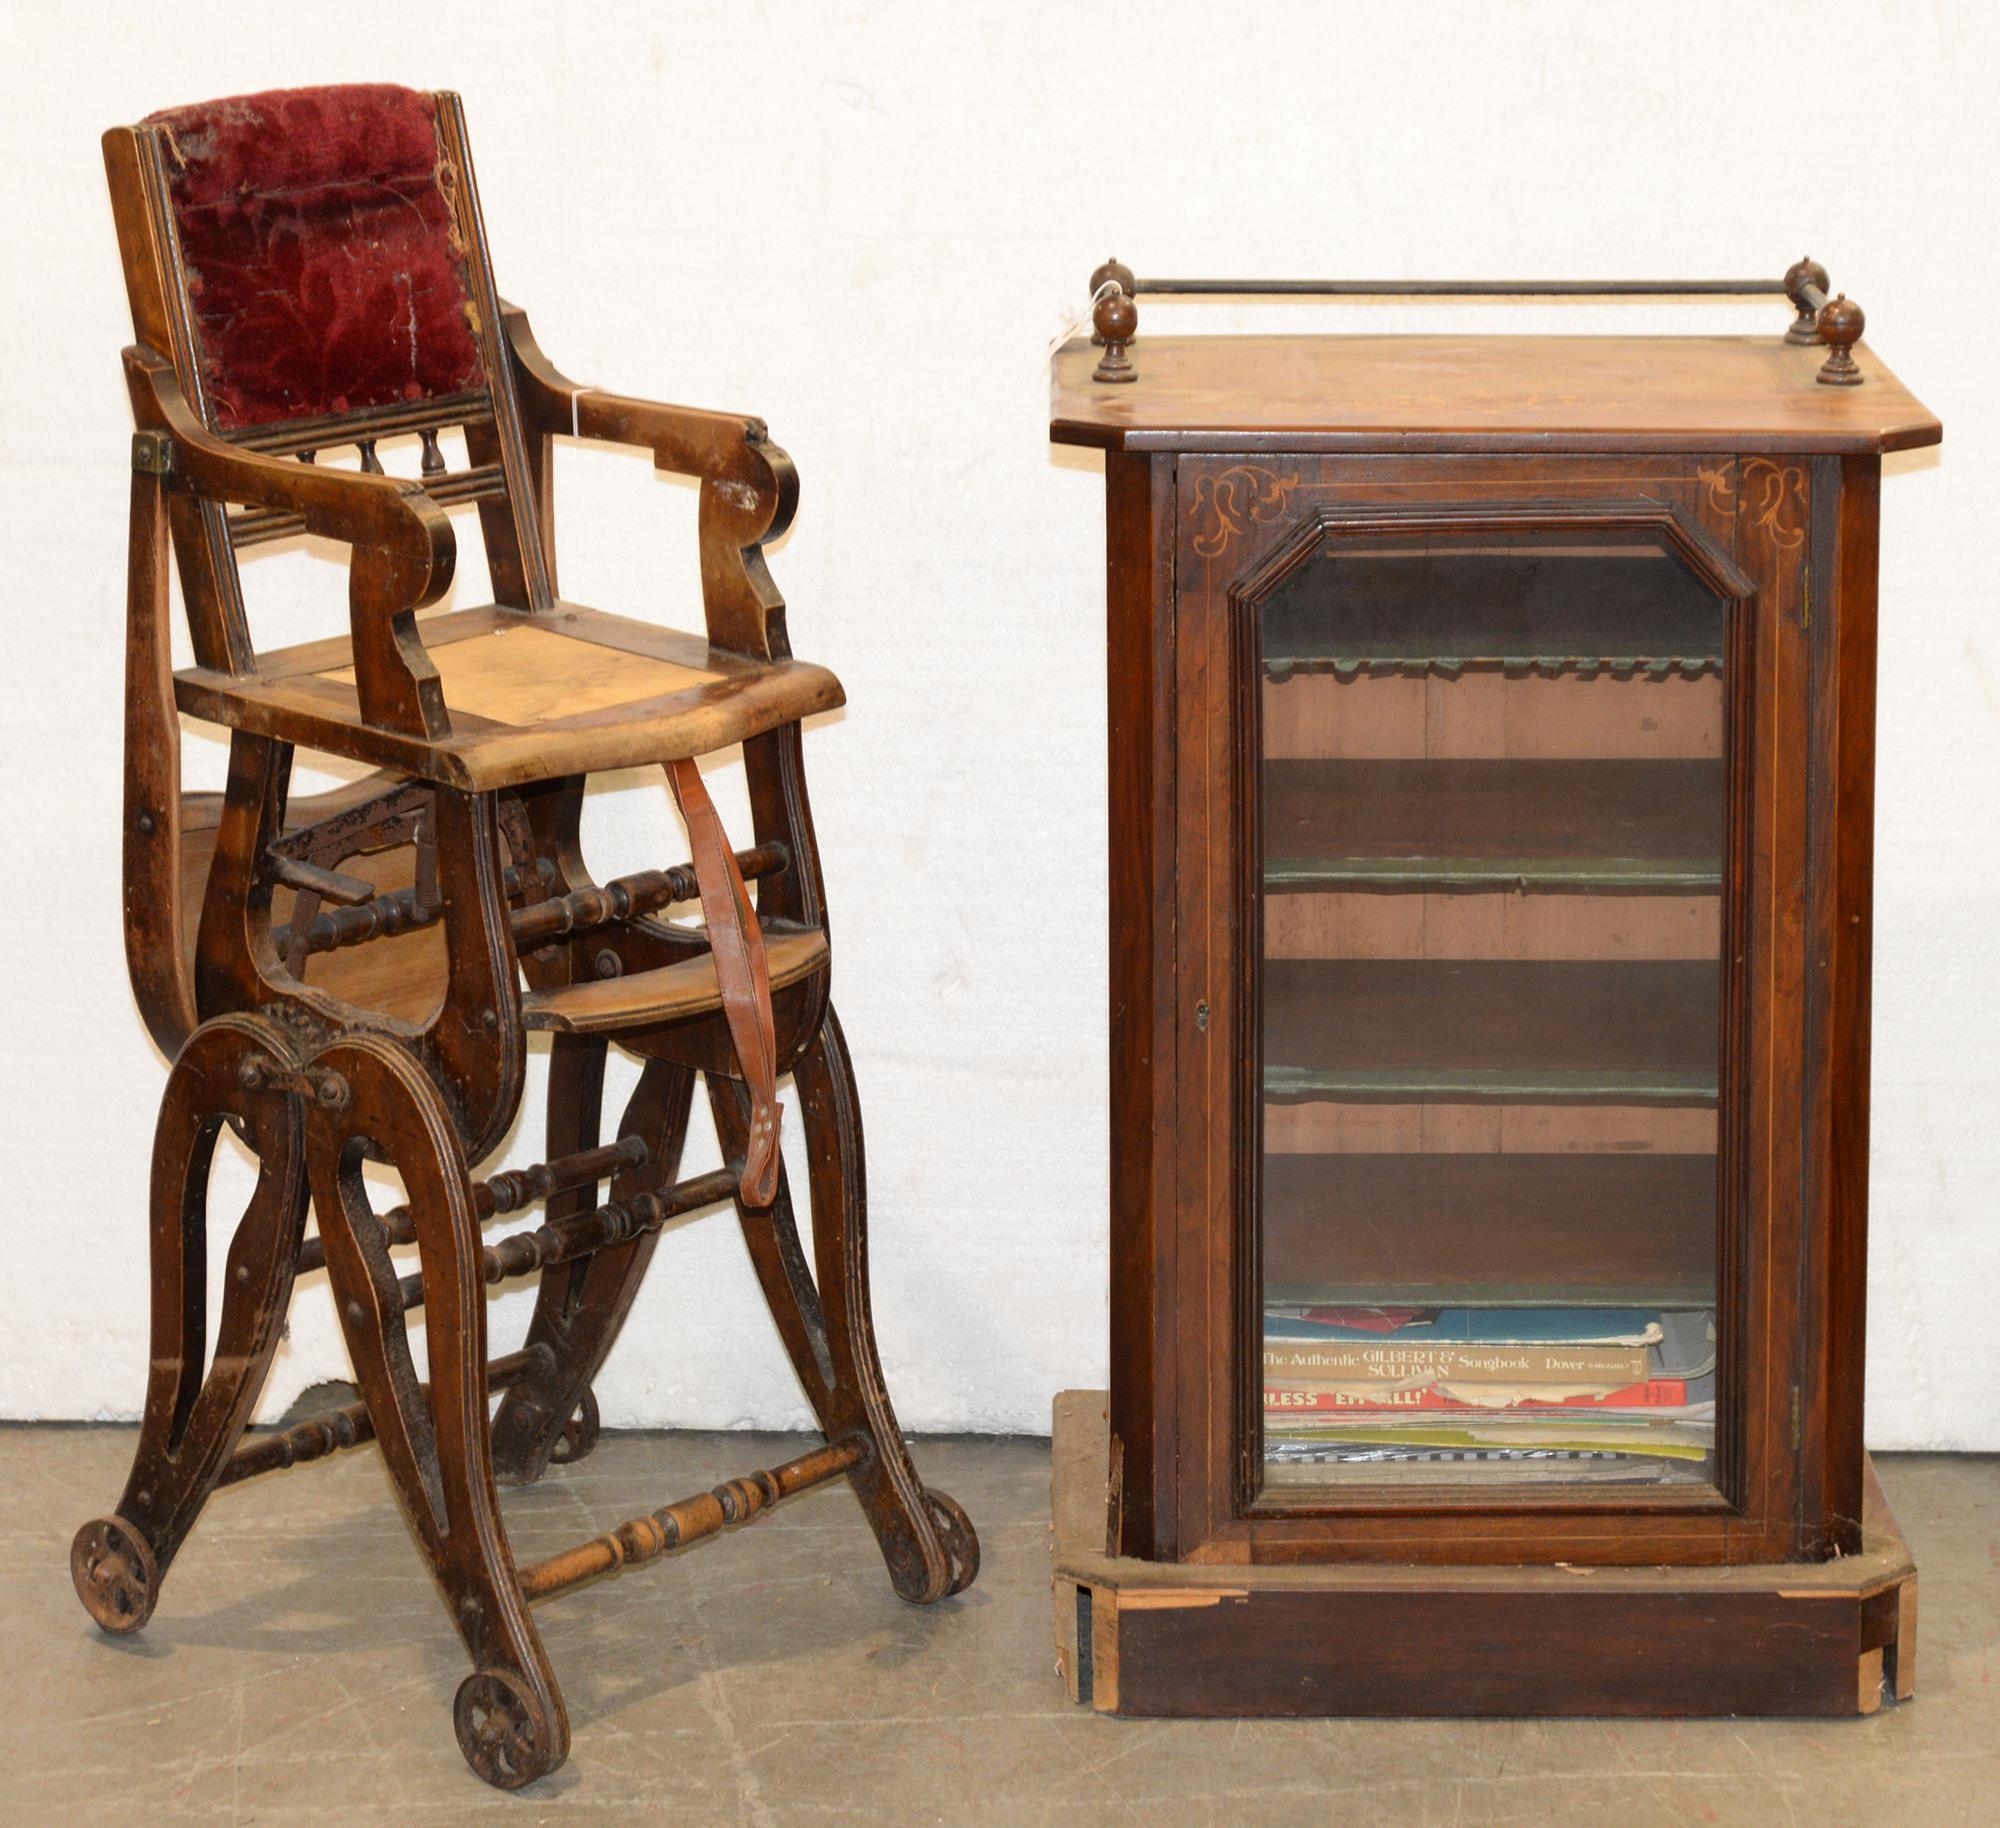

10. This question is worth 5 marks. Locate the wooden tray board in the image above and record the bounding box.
[1049,335,1943,455]
[1050,1390,1915,1719]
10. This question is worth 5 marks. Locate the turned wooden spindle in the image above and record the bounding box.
[471,1166,741,1293]
[391,1164,743,1314]
[477,1135,649,1220]
[516,1434,870,1602]
[1089,256,1137,344]
[1816,292,1865,386]
[294,1134,648,1276]
[1093,285,1139,385]
[220,1347,549,1487]
[1784,255,1830,345]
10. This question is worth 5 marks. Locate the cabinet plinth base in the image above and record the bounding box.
[1051,1391,1917,1720]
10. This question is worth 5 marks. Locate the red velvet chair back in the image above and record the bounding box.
[106,85,557,677]
[144,84,487,432]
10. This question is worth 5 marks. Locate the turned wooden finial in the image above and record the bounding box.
[1816,293,1865,386]
[1092,285,1139,384]
[1096,286,1144,382]
[1783,255,1830,345]
[1089,257,1137,345]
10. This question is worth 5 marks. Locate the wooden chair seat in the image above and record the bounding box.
[174,603,845,791]
[522,924,829,1034]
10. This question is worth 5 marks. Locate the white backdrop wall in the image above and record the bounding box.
[2,1,1994,1446]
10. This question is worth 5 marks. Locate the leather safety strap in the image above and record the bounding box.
[666,758,782,1207]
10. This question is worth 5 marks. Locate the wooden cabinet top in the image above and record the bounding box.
[1049,334,1940,456]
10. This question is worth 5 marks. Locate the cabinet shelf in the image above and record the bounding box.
[1263,959,1720,1108]
[1264,655,1719,682]
[1260,551,1726,677]
[1264,759,1723,895]
[1261,1152,1718,1307]
[1265,1065,1718,1103]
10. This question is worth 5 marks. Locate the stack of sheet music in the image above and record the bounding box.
[1263,1304,1716,1484]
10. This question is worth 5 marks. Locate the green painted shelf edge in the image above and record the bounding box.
[1265,854,1721,893]
[1262,1066,1720,1107]
[1262,652,1722,680]
[1261,1281,1719,1309]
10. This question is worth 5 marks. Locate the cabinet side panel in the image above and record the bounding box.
[1106,451,1179,1558]
[1800,454,1882,1555]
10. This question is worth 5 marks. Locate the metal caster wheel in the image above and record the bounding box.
[923,1489,980,1597]
[453,1667,557,1790]
[547,1386,601,1466]
[71,1515,159,1635]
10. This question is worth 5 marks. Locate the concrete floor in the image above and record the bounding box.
[1,1427,1993,1827]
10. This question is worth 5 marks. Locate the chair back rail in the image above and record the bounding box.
[221,389,509,549]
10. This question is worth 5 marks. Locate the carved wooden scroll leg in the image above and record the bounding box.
[708,1005,979,1604]
[490,1049,696,1484]
[304,1031,566,1790]
[72,1011,309,1634]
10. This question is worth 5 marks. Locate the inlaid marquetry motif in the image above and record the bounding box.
[1699,458,1806,549]
[1191,464,1302,558]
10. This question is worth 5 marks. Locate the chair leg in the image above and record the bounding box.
[490,1047,696,1484]
[708,1003,979,1604]
[303,1030,566,1791]
[72,1012,309,1634]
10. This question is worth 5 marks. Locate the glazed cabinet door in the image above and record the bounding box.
[1142,453,1831,1568]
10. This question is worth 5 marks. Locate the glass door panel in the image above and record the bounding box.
[1256,528,1728,1494]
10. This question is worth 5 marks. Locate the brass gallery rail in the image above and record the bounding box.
[1083,256,1865,388]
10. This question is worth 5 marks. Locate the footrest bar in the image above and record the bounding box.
[519,1433,870,1603]
[274,843,787,962]
[271,856,555,958]
[219,1346,551,1487]
[396,1164,743,1313]
[297,1135,649,1275]
[511,843,791,949]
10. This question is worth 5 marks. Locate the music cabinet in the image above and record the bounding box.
[1048,264,1937,1718]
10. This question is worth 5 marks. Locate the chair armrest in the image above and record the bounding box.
[127,349,457,737]
[129,350,456,588]
[500,306,798,658]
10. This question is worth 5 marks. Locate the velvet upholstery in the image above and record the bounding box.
[147,84,486,431]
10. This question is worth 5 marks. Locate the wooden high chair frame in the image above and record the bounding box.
[74,84,976,1789]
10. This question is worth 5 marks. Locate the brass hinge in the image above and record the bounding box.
[130,430,174,476]
[1801,569,1812,632]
